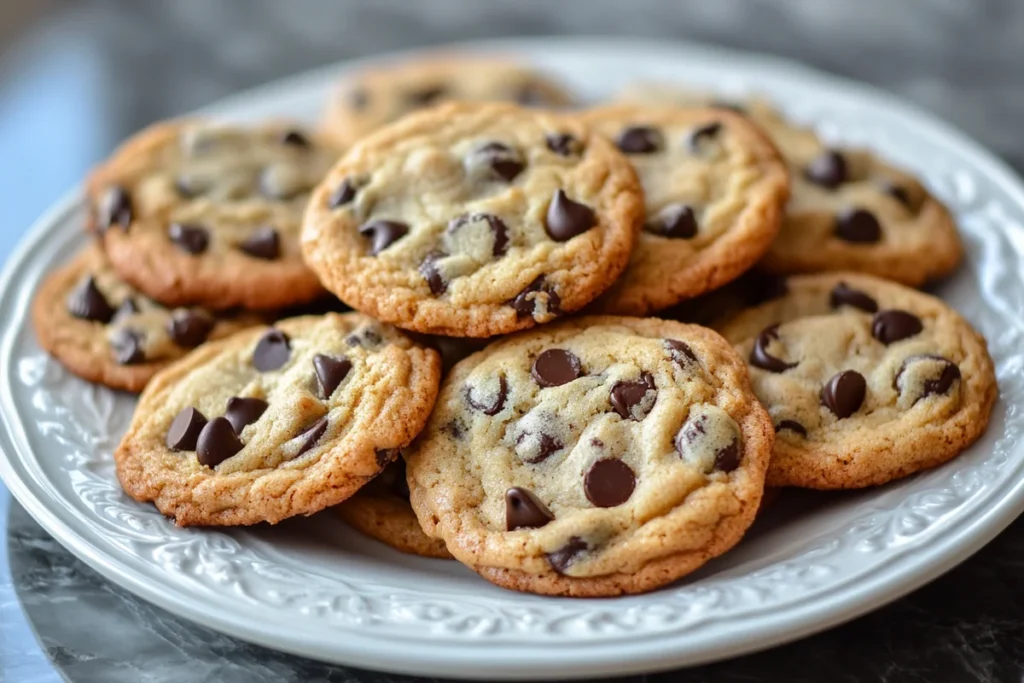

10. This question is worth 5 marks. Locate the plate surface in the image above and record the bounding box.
[2,37,1024,680]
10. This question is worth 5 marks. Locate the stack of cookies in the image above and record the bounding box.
[33,54,998,597]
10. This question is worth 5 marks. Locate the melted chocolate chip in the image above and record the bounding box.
[98,186,133,232]
[280,130,310,147]
[820,370,867,419]
[447,213,510,256]
[345,328,382,348]
[224,397,268,434]
[517,431,563,464]
[805,150,848,189]
[674,411,741,473]
[252,329,291,371]
[532,349,583,387]
[616,126,663,154]
[168,223,209,255]
[313,354,352,399]
[359,219,409,255]
[545,190,595,241]
[196,417,243,467]
[239,227,280,260]
[472,142,524,182]
[645,203,698,238]
[714,440,741,472]
[545,132,582,156]
[872,310,923,345]
[835,208,882,243]
[328,178,359,208]
[775,420,807,437]
[880,180,912,207]
[547,537,587,574]
[830,282,878,313]
[110,328,145,365]
[296,418,328,456]
[584,459,636,508]
[466,375,507,415]
[665,339,698,367]
[508,276,561,319]
[505,487,554,531]
[687,121,722,153]
[610,372,656,421]
[166,407,207,451]
[67,276,114,323]
[895,354,961,403]
[751,324,797,373]
[419,252,447,295]
[167,309,214,348]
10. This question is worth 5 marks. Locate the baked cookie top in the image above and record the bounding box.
[582,105,789,315]
[716,273,996,489]
[32,246,263,392]
[88,120,339,310]
[320,55,572,148]
[115,313,441,526]
[405,316,772,597]
[302,102,644,337]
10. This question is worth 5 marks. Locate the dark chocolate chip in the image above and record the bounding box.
[880,180,912,207]
[112,297,139,322]
[545,189,595,241]
[472,142,524,182]
[895,354,961,403]
[751,324,797,373]
[545,132,581,156]
[714,439,742,472]
[313,353,352,399]
[196,417,243,467]
[359,219,409,255]
[616,125,663,154]
[419,251,447,295]
[110,328,145,365]
[775,420,807,437]
[532,349,583,387]
[167,309,214,348]
[407,85,445,106]
[675,412,741,472]
[645,203,698,238]
[280,130,310,147]
[610,372,656,421]
[224,397,268,434]
[67,276,114,323]
[166,407,207,451]
[830,282,878,313]
[505,487,554,530]
[687,121,722,153]
[835,208,882,243]
[98,186,133,232]
[466,375,508,415]
[584,459,636,508]
[872,310,923,345]
[805,149,848,189]
[443,418,466,440]
[296,417,328,456]
[239,226,280,260]
[168,223,209,255]
[448,213,510,256]
[665,339,698,367]
[328,178,359,208]
[820,370,867,419]
[517,431,563,464]
[252,329,291,371]
[508,276,561,319]
[345,328,382,348]
[547,537,587,574]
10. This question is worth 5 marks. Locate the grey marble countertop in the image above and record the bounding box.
[2,1,1024,681]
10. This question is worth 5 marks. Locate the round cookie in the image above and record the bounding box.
[88,119,339,310]
[321,55,572,148]
[303,102,644,337]
[115,313,441,526]
[716,273,996,489]
[32,246,264,392]
[582,105,789,315]
[405,316,773,597]
[336,459,452,559]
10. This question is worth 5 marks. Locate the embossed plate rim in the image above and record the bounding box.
[2,37,1024,679]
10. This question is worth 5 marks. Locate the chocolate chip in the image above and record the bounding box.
[471,142,524,182]
[328,178,359,208]
[805,150,848,189]
[616,126,662,154]
[895,354,961,403]
[751,324,797,373]
[345,327,382,348]
[443,418,466,440]
[110,328,145,365]
[505,487,554,530]
[168,223,209,255]
[835,208,882,243]
[407,85,445,106]
[665,339,698,367]
[98,186,133,232]
[687,122,722,153]
[610,372,656,421]
[714,440,741,472]
[742,271,788,306]
[239,227,280,260]
[830,282,878,313]
[775,420,807,437]
[872,310,923,345]
[447,213,510,257]
[313,353,352,399]
[252,329,291,371]
[545,190,595,241]
[532,349,583,387]
[358,219,409,255]
[112,297,139,322]
[508,276,561,319]
[224,397,268,434]
[196,417,243,467]
[645,204,697,238]
[545,132,582,156]
[675,410,742,473]
[517,431,563,464]
[820,370,866,419]
[466,375,507,415]
[167,309,214,348]
[419,251,447,295]
[280,130,310,147]
[166,407,207,451]
[375,449,399,470]
[880,180,912,207]
[67,276,114,323]
[584,459,636,508]
[547,537,587,574]
[296,417,328,456]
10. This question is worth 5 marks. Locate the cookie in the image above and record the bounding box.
[336,459,452,559]
[302,102,644,337]
[405,316,772,597]
[32,246,263,392]
[716,273,996,489]
[114,313,441,526]
[321,55,572,148]
[617,85,962,286]
[582,105,789,314]
[88,119,338,310]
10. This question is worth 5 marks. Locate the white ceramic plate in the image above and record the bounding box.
[2,37,1023,680]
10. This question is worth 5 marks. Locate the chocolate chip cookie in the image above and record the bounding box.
[716,273,996,489]
[303,102,644,337]
[32,246,263,392]
[115,313,441,526]
[582,105,789,314]
[321,55,572,148]
[405,316,773,596]
[88,120,339,310]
